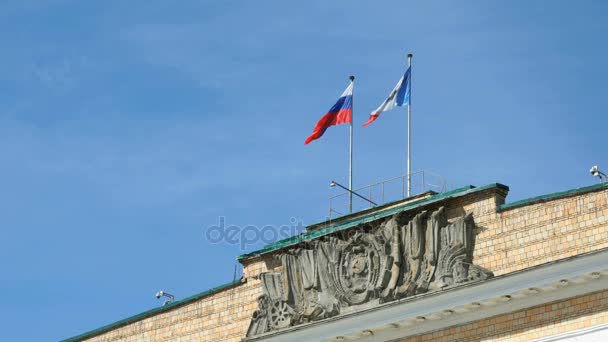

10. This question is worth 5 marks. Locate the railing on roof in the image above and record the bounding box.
[329,170,447,219]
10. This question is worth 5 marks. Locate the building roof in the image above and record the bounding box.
[237,183,509,261]
[62,180,608,341]
[60,279,243,342]
[238,181,608,261]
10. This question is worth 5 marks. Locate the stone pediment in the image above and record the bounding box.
[246,207,492,338]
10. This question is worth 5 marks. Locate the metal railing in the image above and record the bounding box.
[329,170,447,219]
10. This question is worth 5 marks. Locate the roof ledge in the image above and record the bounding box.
[498,182,608,212]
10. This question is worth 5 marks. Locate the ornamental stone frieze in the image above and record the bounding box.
[246,207,493,337]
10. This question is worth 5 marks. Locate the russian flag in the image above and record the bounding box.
[304,81,353,145]
[363,66,411,126]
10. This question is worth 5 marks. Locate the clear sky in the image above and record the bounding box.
[1,1,607,341]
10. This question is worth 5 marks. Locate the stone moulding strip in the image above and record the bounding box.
[238,183,509,261]
[60,279,244,342]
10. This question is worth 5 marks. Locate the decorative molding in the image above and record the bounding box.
[246,207,492,337]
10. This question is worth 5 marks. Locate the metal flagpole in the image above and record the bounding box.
[407,53,413,197]
[349,75,355,213]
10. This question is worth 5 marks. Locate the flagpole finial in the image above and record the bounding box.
[349,75,355,82]
[407,53,413,58]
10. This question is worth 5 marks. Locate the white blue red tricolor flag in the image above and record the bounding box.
[363,66,411,126]
[304,81,354,144]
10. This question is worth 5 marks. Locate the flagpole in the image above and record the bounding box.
[349,75,355,213]
[407,53,413,197]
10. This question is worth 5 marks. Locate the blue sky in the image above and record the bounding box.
[1,1,607,341]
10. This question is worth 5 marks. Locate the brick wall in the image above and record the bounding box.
[397,289,608,342]
[82,279,262,342]
[472,188,608,276]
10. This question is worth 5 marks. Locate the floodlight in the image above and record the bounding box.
[155,290,174,305]
[590,165,607,183]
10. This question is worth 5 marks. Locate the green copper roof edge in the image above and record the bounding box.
[305,190,439,231]
[497,182,608,212]
[60,279,244,342]
[238,183,508,260]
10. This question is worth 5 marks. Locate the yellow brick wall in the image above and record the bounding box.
[397,289,608,342]
[241,254,280,280]
[472,189,608,276]
[83,279,262,342]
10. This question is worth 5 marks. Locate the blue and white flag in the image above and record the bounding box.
[363,67,411,126]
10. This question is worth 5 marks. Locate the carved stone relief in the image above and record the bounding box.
[246,207,493,337]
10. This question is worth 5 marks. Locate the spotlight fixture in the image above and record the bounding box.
[590,165,607,183]
[155,290,175,306]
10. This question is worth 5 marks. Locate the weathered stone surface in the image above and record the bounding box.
[246,207,493,337]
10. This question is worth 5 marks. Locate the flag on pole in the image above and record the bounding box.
[304,82,354,144]
[363,66,411,126]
